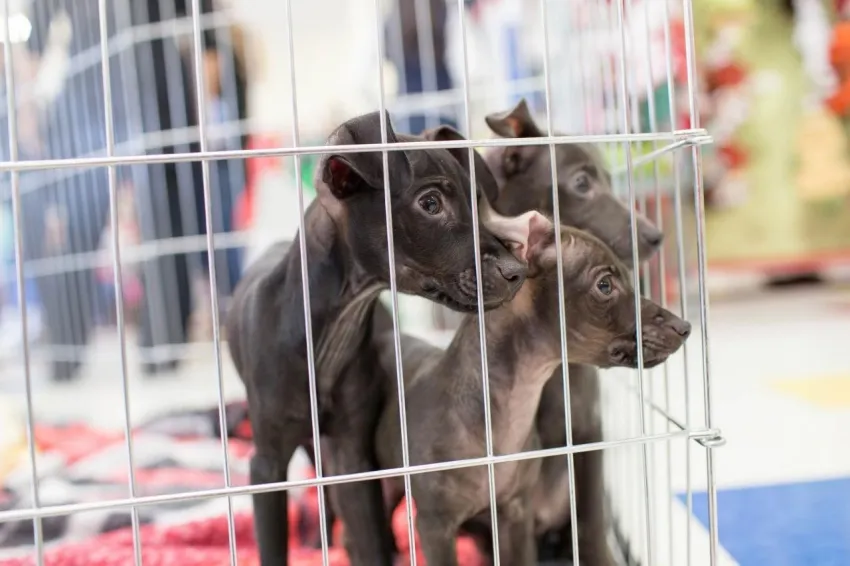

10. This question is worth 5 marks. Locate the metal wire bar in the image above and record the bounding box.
[454,1,500,562]
[0,137,694,288]
[0,426,718,524]
[538,1,580,564]
[413,0,439,130]
[614,1,653,563]
[681,0,721,563]
[0,128,711,172]
[282,1,331,564]
[1,10,234,111]
[637,1,671,561]
[2,2,43,563]
[97,1,141,564]
[189,1,238,564]
[663,1,694,563]
[373,0,418,562]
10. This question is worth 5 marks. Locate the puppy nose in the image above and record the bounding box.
[671,319,691,337]
[643,229,663,249]
[496,260,525,283]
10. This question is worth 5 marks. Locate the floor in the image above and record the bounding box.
[1,283,850,565]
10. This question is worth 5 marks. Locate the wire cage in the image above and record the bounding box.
[0,0,723,565]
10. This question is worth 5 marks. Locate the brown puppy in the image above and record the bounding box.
[484,99,667,565]
[484,98,662,264]
[374,211,690,566]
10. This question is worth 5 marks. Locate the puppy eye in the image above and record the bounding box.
[572,172,591,193]
[596,275,613,296]
[419,194,442,215]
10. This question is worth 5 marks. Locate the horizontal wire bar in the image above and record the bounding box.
[2,231,250,282]
[0,137,694,283]
[0,129,712,172]
[0,427,718,524]
[0,10,235,111]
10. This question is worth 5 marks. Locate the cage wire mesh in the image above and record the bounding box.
[0,0,724,565]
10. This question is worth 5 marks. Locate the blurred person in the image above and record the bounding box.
[21,0,247,381]
[385,0,477,135]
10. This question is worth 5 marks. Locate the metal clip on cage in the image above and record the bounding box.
[0,0,722,565]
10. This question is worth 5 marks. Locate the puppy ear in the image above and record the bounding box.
[320,111,412,200]
[420,125,500,205]
[480,207,556,277]
[485,98,543,139]
[525,213,558,276]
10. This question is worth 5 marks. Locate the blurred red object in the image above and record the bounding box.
[235,135,284,232]
[827,21,850,115]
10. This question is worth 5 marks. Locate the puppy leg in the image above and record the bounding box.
[416,512,462,566]
[304,439,337,548]
[573,448,617,566]
[572,368,618,566]
[250,423,301,566]
[325,361,395,566]
[497,497,537,566]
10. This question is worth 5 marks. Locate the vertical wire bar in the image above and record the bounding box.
[133,0,175,356]
[662,0,694,561]
[598,0,631,553]
[576,3,592,132]
[614,2,653,564]
[538,1,580,564]
[2,2,42,563]
[413,0,438,130]
[638,0,667,560]
[372,0,418,562]
[97,2,142,564]
[388,0,409,132]
[188,2,238,564]
[283,1,331,563]
[629,1,657,559]
[640,0,676,562]
[681,0,720,562]
[161,0,203,348]
[454,0,501,562]
[69,1,99,353]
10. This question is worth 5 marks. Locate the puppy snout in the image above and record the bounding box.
[607,341,633,366]
[669,318,691,338]
[641,227,664,249]
[496,259,525,283]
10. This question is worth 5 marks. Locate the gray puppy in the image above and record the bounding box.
[226,111,531,566]
[374,210,690,566]
[484,98,666,565]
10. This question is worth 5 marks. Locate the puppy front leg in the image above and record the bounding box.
[498,496,537,566]
[250,427,301,566]
[574,448,618,566]
[326,453,395,566]
[416,513,462,566]
[325,361,395,566]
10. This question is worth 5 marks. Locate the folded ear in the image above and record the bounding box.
[480,207,556,277]
[420,124,500,205]
[484,98,543,139]
[320,111,412,200]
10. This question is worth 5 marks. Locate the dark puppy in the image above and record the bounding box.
[484,99,667,565]
[484,98,662,264]
[374,212,690,566]
[226,112,529,566]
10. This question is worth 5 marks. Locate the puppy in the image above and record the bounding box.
[484,99,668,565]
[374,210,691,566]
[226,112,530,566]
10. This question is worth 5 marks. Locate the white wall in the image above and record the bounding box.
[230,0,395,140]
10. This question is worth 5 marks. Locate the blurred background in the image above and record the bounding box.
[0,0,848,565]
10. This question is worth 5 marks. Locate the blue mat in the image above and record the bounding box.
[680,477,850,566]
